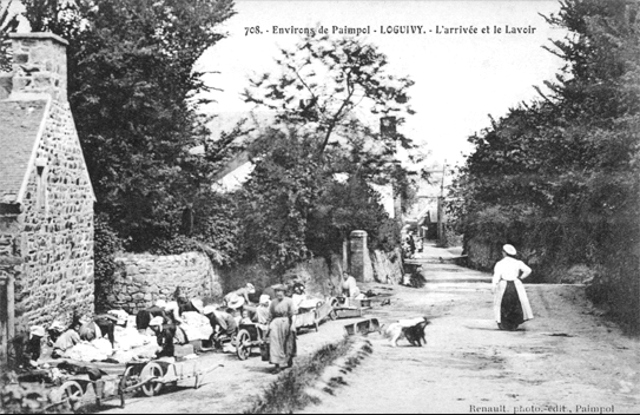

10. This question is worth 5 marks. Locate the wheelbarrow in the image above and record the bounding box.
[329,296,364,319]
[236,323,267,360]
[343,318,382,336]
[118,359,224,403]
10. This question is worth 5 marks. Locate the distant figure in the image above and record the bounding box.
[407,234,416,255]
[341,272,363,300]
[492,244,534,331]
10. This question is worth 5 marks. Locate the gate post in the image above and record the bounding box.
[349,230,374,283]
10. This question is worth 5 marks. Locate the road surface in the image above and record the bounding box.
[303,244,640,414]
[94,244,639,413]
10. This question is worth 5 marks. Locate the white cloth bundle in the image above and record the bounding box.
[180,311,213,341]
[114,325,154,351]
[63,341,110,362]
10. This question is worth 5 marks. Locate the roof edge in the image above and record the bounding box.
[9,32,69,46]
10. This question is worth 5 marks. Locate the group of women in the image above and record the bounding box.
[135,283,298,374]
[12,247,531,374]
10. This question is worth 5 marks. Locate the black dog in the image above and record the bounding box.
[403,317,430,346]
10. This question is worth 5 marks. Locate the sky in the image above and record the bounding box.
[197,0,567,170]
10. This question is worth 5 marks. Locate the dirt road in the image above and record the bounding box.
[95,244,639,413]
[303,246,640,414]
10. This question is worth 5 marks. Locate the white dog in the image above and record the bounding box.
[383,317,430,347]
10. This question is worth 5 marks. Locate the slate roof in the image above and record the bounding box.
[0,99,48,204]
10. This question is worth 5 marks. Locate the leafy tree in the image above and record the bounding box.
[0,0,19,71]
[452,0,639,331]
[237,128,324,273]
[22,0,236,250]
[307,173,400,258]
[93,213,123,312]
[243,32,417,159]
[233,34,420,271]
[236,126,399,275]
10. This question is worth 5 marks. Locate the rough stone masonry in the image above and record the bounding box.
[0,33,95,332]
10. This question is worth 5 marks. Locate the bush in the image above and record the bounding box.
[93,213,123,313]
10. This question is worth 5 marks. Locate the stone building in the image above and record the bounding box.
[0,33,95,357]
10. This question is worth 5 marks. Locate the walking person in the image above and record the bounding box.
[267,284,297,374]
[493,244,534,330]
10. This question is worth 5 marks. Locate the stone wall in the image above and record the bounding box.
[370,248,404,284]
[219,248,403,300]
[104,252,223,314]
[14,98,95,330]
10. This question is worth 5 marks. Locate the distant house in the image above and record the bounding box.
[0,33,95,356]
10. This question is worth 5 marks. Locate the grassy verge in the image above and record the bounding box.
[245,337,353,414]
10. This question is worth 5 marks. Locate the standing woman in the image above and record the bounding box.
[267,284,297,374]
[493,244,534,331]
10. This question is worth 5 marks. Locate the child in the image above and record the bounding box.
[239,309,252,325]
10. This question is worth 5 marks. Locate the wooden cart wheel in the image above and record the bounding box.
[59,380,84,412]
[140,362,165,397]
[236,329,252,360]
[119,365,137,407]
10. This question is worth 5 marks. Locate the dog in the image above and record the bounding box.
[383,317,430,347]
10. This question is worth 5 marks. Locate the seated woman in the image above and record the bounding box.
[148,316,177,358]
[224,283,256,308]
[78,314,120,349]
[9,326,45,370]
[136,301,172,333]
[52,321,81,358]
[341,272,365,300]
[174,286,205,316]
[205,308,238,347]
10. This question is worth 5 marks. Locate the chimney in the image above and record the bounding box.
[8,32,68,102]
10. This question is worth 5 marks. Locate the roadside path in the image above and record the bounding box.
[302,245,640,414]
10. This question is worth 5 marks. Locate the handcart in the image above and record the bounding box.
[9,362,124,412]
[118,358,223,402]
[343,318,382,336]
[235,323,268,360]
[329,296,366,319]
[294,299,334,332]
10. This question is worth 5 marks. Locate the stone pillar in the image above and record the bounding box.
[349,230,374,283]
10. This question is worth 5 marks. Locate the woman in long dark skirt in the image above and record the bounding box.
[499,281,524,330]
[492,244,533,331]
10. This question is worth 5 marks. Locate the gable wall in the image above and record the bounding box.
[14,99,94,329]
